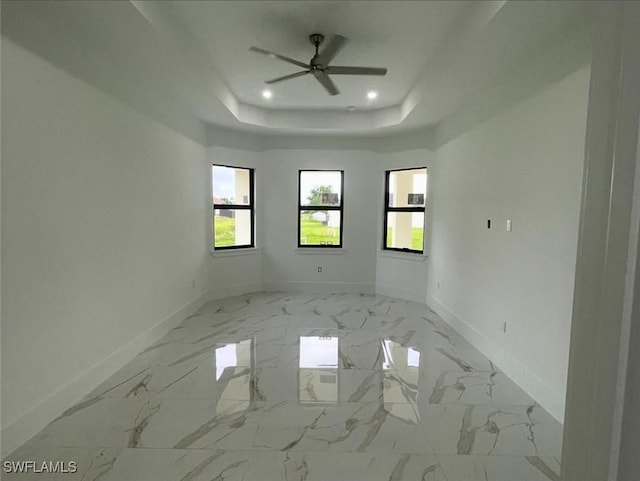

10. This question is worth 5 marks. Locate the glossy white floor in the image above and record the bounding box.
[5,293,563,480]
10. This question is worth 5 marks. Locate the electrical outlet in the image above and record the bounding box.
[437,282,440,290]
[503,321,507,334]
[192,280,196,289]
[317,267,323,273]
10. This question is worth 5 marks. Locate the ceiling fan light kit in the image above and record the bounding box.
[249,33,387,96]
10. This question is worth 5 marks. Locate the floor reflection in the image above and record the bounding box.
[382,340,421,422]
[299,336,339,404]
[213,339,254,413]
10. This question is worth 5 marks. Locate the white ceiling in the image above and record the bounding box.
[169,1,467,110]
[2,1,591,140]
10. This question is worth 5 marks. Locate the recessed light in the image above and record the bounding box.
[367,91,378,100]
[262,89,273,99]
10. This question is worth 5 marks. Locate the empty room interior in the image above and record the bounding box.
[2,1,639,481]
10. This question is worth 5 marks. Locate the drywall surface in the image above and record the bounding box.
[1,39,209,456]
[376,149,434,302]
[428,65,590,422]
[260,149,379,293]
[208,146,263,298]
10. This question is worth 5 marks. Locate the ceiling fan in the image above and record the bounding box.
[250,33,387,96]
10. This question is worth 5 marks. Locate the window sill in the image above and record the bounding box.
[378,250,428,261]
[210,247,260,258]
[295,248,347,255]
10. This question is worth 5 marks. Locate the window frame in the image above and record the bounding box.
[212,164,255,250]
[298,169,345,248]
[383,167,427,254]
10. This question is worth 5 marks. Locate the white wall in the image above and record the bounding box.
[1,39,209,456]
[560,3,640,478]
[375,149,433,302]
[427,65,590,422]
[261,149,379,293]
[208,146,263,299]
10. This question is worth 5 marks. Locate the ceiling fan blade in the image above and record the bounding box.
[265,70,310,84]
[326,66,387,76]
[249,46,309,69]
[317,34,347,65]
[314,72,339,96]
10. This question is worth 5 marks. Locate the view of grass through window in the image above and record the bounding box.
[214,211,251,247]
[214,216,235,247]
[300,211,341,245]
[299,171,343,247]
[386,226,424,251]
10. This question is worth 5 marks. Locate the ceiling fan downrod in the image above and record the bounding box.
[309,33,325,53]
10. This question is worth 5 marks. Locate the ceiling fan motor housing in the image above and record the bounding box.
[309,33,325,47]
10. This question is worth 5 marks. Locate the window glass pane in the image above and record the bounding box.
[388,168,427,208]
[386,212,424,251]
[214,209,252,247]
[212,165,251,205]
[300,210,341,246]
[300,171,342,206]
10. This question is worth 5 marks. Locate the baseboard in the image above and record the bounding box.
[263,281,375,294]
[427,294,565,423]
[208,282,264,301]
[1,291,209,459]
[376,282,427,303]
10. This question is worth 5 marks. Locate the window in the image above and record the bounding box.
[298,170,343,247]
[212,165,254,249]
[383,167,427,253]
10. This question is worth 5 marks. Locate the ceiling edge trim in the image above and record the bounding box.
[205,124,436,153]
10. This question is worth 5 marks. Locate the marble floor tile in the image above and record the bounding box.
[437,454,561,481]
[423,371,536,406]
[26,397,163,448]
[251,400,432,454]
[418,346,498,376]
[90,448,250,481]
[131,398,264,450]
[421,404,563,457]
[4,291,564,481]
[244,451,448,481]
[89,361,294,403]
[26,397,264,450]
